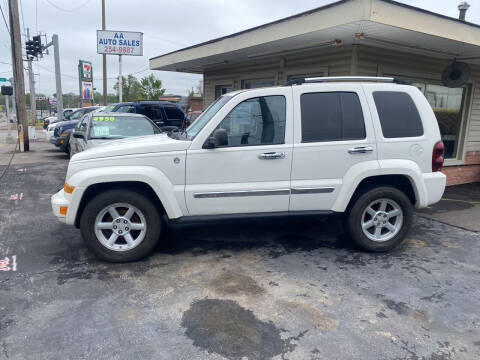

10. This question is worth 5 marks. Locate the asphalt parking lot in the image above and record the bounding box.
[1,139,480,360]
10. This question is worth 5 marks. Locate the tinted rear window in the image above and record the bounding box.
[301,92,366,142]
[164,105,183,119]
[137,104,163,120]
[373,91,423,138]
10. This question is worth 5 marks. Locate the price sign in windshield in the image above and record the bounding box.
[97,30,143,56]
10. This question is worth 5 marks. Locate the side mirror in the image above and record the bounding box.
[204,128,228,149]
[73,131,85,139]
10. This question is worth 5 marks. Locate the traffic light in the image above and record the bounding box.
[1,85,13,96]
[32,35,42,55]
[26,40,36,58]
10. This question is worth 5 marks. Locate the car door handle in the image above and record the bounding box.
[258,152,286,160]
[348,146,374,154]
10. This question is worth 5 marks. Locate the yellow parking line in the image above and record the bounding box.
[441,198,480,205]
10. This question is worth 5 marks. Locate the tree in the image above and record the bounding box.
[137,74,165,100]
[114,74,141,101]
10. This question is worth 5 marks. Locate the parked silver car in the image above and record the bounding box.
[69,112,162,157]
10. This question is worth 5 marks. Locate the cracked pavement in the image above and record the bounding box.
[1,141,479,360]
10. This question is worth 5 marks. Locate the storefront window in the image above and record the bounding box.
[413,83,466,159]
[215,84,233,99]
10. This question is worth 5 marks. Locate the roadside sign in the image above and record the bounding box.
[49,98,57,105]
[81,81,94,100]
[79,60,92,80]
[36,96,47,101]
[96,30,143,56]
[0,78,7,82]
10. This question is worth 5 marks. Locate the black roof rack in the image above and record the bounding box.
[284,76,411,86]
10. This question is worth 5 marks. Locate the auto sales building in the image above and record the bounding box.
[150,0,480,185]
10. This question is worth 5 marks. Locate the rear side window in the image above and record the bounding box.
[164,105,184,120]
[301,92,366,142]
[137,104,163,120]
[373,91,423,138]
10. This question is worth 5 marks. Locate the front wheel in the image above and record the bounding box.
[345,186,413,252]
[80,189,162,262]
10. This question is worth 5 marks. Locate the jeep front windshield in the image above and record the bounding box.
[186,95,231,139]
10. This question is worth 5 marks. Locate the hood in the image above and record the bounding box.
[71,133,190,161]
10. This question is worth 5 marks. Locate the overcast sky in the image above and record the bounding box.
[0,0,479,97]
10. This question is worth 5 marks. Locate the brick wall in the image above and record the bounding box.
[188,97,203,112]
[443,151,480,185]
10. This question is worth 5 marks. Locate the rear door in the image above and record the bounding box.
[290,84,378,211]
[136,103,165,128]
[162,104,184,128]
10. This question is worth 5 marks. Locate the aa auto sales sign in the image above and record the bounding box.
[96,30,143,56]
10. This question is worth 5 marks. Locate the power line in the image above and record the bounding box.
[36,62,150,81]
[143,33,186,47]
[45,0,91,13]
[0,4,9,35]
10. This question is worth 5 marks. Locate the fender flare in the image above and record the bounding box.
[66,165,183,224]
[332,159,426,212]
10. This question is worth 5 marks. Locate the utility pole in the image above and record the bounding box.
[44,34,63,119]
[52,34,63,120]
[102,0,107,105]
[8,0,29,151]
[118,55,122,102]
[26,28,37,124]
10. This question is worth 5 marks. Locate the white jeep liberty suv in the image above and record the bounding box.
[52,77,446,262]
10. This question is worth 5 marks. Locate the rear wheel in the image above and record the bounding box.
[345,186,413,251]
[80,189,162,262]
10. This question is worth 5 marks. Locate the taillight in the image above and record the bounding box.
[432,141,445,172]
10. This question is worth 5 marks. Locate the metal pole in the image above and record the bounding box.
[118,54,122,102]
[8,0,29,151]
[52,34,63,121]
[9,77,15,114]
[26,28,37,124]
[5,95,13,142]
[102,0,107,105]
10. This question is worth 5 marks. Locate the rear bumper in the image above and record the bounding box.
[420,172,446,207]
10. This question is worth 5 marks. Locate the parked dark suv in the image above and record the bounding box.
[110,101,185,130]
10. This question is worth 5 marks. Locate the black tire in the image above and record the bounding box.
[80,189,162,262]
[345,186,413,252]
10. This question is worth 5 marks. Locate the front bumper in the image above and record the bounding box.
[49,136,61,146]
[51,189,69,223]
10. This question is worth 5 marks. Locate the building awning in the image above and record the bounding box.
[149,0,480,73]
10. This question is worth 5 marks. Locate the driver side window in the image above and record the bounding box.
[215,95,286,147]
